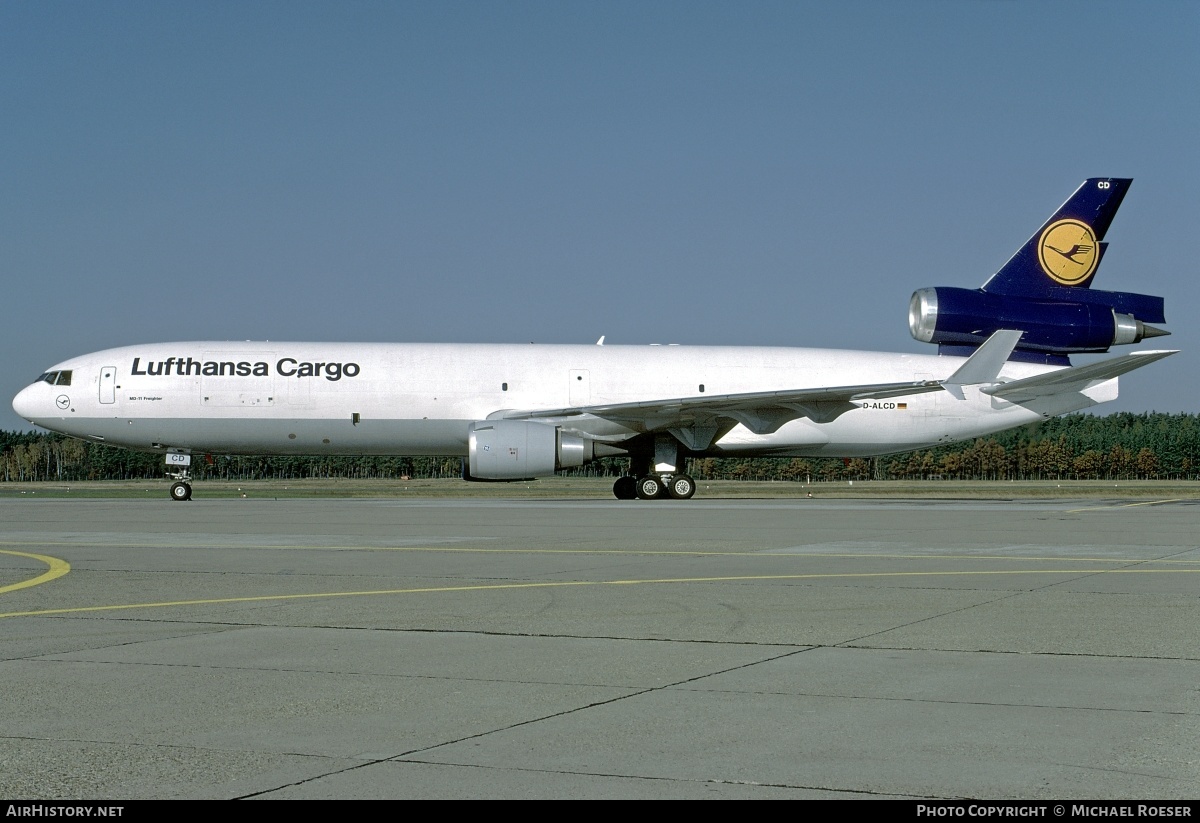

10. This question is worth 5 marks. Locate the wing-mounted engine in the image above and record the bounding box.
[464,420,594,481]
[909,177,1168,364]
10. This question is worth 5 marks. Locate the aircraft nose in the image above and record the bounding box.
[12,384,42,421]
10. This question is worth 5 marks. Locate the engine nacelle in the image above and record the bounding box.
[465,420,593,481]
[909,287,1161,355]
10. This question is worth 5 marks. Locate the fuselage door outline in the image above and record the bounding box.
[99,366,116,405]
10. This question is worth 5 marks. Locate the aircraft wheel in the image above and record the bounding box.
[613,476,637,500]
[666,473,696,500]
[636,475,665,500]
[170,481,192,502]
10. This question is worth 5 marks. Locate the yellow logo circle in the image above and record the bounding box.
[1038,219,1099,285]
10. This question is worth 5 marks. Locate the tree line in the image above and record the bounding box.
[4,412,1200,483]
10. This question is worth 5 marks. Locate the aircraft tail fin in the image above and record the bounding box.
[909,178,1168,364]
[983,177,1130,295]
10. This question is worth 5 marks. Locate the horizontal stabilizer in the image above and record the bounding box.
[944,330,1023,386]
[982,350,1178,402]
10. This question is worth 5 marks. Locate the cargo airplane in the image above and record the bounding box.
[12,178,1175,500]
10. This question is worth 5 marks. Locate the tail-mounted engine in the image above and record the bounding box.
[909,286,1168,358]
[464,420,593,481]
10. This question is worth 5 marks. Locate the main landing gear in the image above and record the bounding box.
[613,475,637,499]
[611,473,696,500]
[612,433,697,500]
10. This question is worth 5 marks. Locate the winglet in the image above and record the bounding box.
[944,330,1023,386]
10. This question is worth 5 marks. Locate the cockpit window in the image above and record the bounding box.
[39,370,72,386]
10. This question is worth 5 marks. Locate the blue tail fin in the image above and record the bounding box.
[983,177,1131,296]
[910,178,1168,365]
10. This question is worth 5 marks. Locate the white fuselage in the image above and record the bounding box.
[12,340,1110,459]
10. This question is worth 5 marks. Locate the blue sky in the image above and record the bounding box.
[3,1,1197,433]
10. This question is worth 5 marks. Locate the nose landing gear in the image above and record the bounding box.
[169,479,193,501]
[165,451,193,501]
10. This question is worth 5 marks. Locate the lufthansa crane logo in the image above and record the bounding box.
[1038,219,1099,285]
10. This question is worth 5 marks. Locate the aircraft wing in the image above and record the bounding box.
[493,378,944,447]
[493,337,1178,447]
[982,349,1178,402]
[493,329,1023,446]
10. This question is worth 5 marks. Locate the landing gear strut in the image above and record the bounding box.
[166,451,194,501]
[611,434,697,501]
